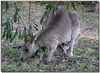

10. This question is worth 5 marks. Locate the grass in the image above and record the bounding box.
[1,2,99,72]
[1,36,99,72]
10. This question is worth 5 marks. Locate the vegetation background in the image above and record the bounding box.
[1,1,99,72]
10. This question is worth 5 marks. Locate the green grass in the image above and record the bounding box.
[1,36,99,72]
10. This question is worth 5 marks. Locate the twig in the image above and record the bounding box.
[29,1,31,25]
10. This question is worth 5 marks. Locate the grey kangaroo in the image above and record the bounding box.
[20,7,80,62]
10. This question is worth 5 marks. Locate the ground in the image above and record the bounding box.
[1,3,99,72]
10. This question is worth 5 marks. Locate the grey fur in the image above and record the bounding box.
[20,7,80,62]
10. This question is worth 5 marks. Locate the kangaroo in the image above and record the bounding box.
[20,7,80,62]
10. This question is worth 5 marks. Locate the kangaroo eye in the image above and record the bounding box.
[25,49,29,52]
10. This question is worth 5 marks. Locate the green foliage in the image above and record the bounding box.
[28,24,32,36]
[4,48,19,58]
[2,2,33,43]
[2,2,19,42]
[1,1,9,11]
[13,8,19,22]
[10,28,18,42]
[40,1,77,26]
[23,27,28,42]
[71,2,77,10]
[3,20,13,40]
[1,1,79,43]
[2,20,20,42]
[65,1,77,10]
[40,2,58,25]
[18,31,22,39]
[2,20,19,42]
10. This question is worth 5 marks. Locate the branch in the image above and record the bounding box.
[29,1,31,25]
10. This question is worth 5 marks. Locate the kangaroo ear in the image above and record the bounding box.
[29,31,40,44]
[29,34,36,44]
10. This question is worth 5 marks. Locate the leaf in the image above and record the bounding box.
[5,21,11,40]
[2,21,8,39]
[22,27,26,40]
[6,2,9,10]
[40,15,45,25]
[11,24,13,31]
[1,2,9,11]
[45,2,53,10]
[53,6,58,16]
[40,2,53,25]
[10,28,18,42]
[13,11,17,22]
[18,31,22,39]
[28,24,32,35]
[7,21,12,40]
[1,2,6,9]
[24,34,28,42]
[2,22,7,27]
[6,31,8,40]
[6,26,11,40]
[13,14,16,22]
[66,2,70,9]
[7,29,11,39]
[29,24,32,30]
[40,10,48,25]
[13,8,19,22]
[71,2,77,10]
